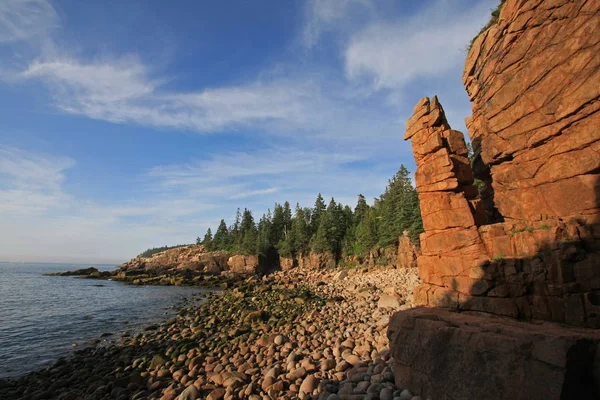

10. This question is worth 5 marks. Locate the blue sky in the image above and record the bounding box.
[0,0,498,263]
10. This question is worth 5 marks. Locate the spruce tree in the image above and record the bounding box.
[282,201,292,240]
[257,213,273,257]
[271,203,285,245]
[201,228,213,251]
[290,204,311,255]
[213,219,230,251]
[311,193,326,233]
[239,208,258,255]
[355,209,378,255]
[354,194,369,225]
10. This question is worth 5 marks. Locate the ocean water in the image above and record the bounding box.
[0,262,205,379]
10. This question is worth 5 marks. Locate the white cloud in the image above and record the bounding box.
[0,0,58,43]
[16,57,318,134]
[230,188,278,200]
[0,145,397,263]
[13,56,405,149]
[303,0,374,48]
[344,0,498,90]
[0,146,73,215]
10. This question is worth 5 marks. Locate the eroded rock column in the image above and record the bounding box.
[404,97,495,310]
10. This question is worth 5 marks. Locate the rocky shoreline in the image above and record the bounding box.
[2,266,421,400]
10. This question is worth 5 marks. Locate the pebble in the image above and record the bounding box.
[2,267,422,400]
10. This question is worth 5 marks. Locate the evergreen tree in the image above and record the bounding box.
[354,209,378,255]
[230,208,241,249]
[282,201,292,240]
[257,213,273,256]
[213,219,230,250]
[354,194,369,226]
[271,203,285,246]
[311,193,326,233]
[196,236,202,245]
[239,208,258,255]
[310,217,332,254]
[376,165,419,247]
[290,204,311,255]
[201,228,213,251]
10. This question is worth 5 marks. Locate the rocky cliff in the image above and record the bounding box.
[390,0,600,398]
[405,0,600,329]
[117,245,261,281]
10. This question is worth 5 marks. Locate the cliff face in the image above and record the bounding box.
[118,245,260,277]
[403,0,600,328]
[463,0,600,223]
[390,1,600,397]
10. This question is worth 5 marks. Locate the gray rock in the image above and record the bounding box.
[380,387,394,400]
[399,389,413,400]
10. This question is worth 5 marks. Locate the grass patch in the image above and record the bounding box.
[492,253,505,262]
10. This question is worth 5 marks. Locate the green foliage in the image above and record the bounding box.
[290,205,311,255]
[195,165,424,264]
[492,253,505,262]
[311,193,326,233]
[202,227,213,251]
[212,219,231,251]
[374,165,423,247]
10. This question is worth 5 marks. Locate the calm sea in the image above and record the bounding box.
[0,262,204,379]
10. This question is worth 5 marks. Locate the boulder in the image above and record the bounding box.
[226,255,260,275]
[388,307,600,400]
[377,294,403,309]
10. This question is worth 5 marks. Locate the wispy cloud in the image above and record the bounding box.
[230,188,278,200]
[0,0,58,43]
[0,146,73,215]
[302,0,374,48]
[344,0,497,90]
[18,57,319,133]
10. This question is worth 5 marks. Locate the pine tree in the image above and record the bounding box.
[376,165,417,247]
[290,204,311,255]
[196,236,202,245]
[271,203,285,246]
[282,201,292,240]
[202,228,213,251]
[239,208,258,255]
[354,209,378,255]
[230,208,242,250]
[354,194,369,226]
[256,213,273,256]
[311,193,326,233]
[310,218,332,254]
[213,219,230,251]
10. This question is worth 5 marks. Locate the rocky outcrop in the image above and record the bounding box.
[388,307,600,400]
[396,232,418,269]
[390,1,600,398]
[227,255,260,275]
[463,0,600,223]
[308,252,336,270]
[279,256,296,271]
[405,95,600,327]
[43,267,111,278]
[118,245,231,276]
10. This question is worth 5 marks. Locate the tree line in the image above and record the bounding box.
[197,165,423,261]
